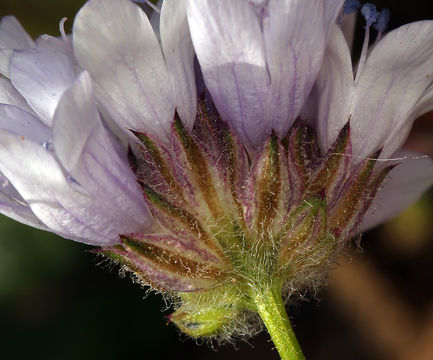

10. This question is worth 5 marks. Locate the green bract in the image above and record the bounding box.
[100,100,391,340]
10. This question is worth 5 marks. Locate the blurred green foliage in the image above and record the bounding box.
[0,0,86,37]
[0,215,188,359]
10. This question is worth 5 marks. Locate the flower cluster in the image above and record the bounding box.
[0,0,432,356]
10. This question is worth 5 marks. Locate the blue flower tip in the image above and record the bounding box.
[361,3,379,27]
[374,8,390,32]
[343,0,361,15]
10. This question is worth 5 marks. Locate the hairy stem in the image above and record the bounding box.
[250,285,305,360]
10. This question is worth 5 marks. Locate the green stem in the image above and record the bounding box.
[250,286,305,360]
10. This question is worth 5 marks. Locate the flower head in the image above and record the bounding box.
[0,0,432,356]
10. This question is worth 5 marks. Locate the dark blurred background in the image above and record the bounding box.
[0,1,432,359]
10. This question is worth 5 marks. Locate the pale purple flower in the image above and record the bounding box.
[309,5,433,230]
[0,0,432,349]
[0,11,152,245]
